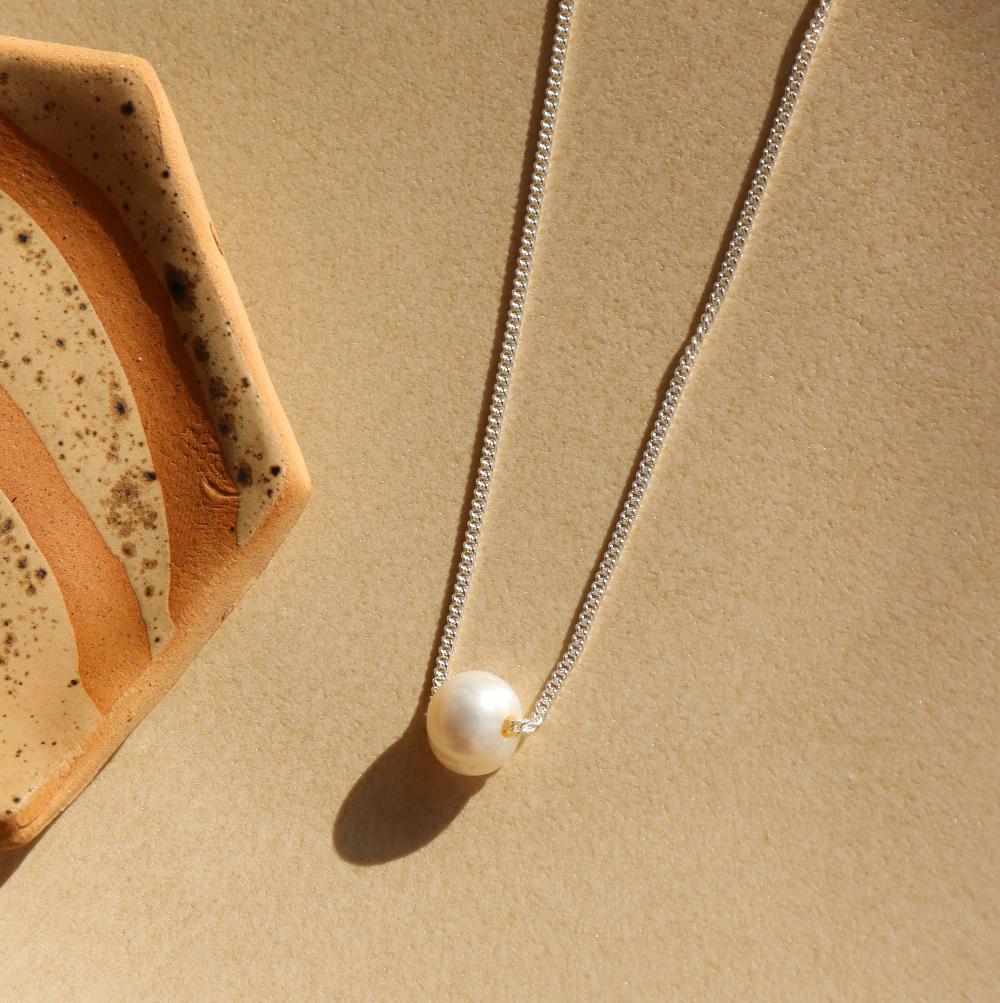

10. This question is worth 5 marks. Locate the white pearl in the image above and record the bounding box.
[426,671,522,776]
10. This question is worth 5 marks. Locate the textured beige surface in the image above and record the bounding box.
[1,1,998,1000]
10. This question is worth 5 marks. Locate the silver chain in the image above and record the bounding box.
[430,0,833,734]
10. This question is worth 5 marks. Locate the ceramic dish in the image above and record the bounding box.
[0,35,310,848]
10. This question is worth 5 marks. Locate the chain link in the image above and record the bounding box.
[431,0,833,734]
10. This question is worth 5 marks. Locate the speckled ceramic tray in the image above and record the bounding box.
[0,36,309,848]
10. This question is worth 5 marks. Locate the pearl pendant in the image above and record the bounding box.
[426,671,523,776]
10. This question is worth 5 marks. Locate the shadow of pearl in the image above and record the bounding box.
[426,671,522,775]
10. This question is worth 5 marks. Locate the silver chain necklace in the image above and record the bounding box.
[425,0,833,775]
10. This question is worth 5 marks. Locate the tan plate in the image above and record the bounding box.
[0,35,310,848]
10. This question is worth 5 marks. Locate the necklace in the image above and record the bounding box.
[426,0,833,775]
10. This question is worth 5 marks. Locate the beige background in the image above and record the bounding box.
[1,1,998,1000]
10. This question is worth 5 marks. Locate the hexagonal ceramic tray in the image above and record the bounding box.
[0,36,310,847]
